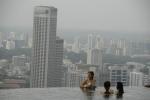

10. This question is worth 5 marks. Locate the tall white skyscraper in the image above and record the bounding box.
[95,35,104,49]
[87,34,103,86]
[87,49,102,66]
[87,34,103,66]
[30,6,60,88]
[88,34,92,49]
[88,34,96,49]
[72,37,80,53]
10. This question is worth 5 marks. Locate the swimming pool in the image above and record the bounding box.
[0,87,149,100]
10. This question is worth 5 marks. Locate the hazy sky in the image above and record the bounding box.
[0,0,150,32]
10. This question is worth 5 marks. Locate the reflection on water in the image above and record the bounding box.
[83,91,94,100]
[81,87,123,100]
[103,94,112,100]
[81,88,95,100]
[82,92,124,100]
[81,87,150,100]
[116,94,123,100]
[0,87,150,100]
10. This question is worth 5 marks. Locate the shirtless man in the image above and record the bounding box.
[80,71,96,90]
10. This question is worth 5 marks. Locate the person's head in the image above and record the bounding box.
[116,82,124,94]
[87,71,94,80]
[104,81,111,92]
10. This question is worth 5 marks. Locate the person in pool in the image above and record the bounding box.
[103,81,114,95]
[116,82,124,98]
[80,71,96,90]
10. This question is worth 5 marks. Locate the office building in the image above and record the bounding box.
[55,37,64,86]
[129,72,143,87]
[72,37,80,53]
[12,55,29,67]
[87,48,102,67]
[6,40,15,50]
[30,6,59,87]
[110,64,129,86]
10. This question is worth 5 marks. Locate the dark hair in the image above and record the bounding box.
[104,81,110,88]
[116,82,124,94]
[88,71,94,80]
[104,81,111,94]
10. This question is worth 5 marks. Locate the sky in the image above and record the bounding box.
[0,0,150,33]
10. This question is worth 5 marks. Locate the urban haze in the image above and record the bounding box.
[0,0,150,100]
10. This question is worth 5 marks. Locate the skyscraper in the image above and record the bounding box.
[87,34,103,67]
[110,64,129,86]
[30,6,59,87]
[55,37,64,86]
[87,34,103,86]
[87,49,102,66]
[0,32,3,47]
[88,34,96,49]
[95,35,104,50]
[72,37,80,53]
[129,72,143,87]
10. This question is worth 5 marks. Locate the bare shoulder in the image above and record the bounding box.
[81,79,88,84]
[93,79,96,82]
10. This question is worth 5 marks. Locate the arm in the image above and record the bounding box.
[83,80,95,88]
[80,80,87,88]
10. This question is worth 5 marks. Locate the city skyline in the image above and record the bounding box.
[0,1,150,100]
[0,1,150,90]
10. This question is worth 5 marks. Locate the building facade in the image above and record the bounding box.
[129,72,143,87]
[110,65,129,86]
[30,6,60,87]
[55,37,64,86]
[87,49,102,66]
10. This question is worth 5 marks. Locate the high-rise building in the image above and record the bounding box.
[129,72,143,87]
[12,55,29,67]
[143,75,150,86]
[11,55,30,75]
[88,34,93,49]
[87,49,102,67]
[25,33,29,48]
[110,64,129,86]
[95,35,104,50]
[66,70,81,87]
[55,37,64,86]
[30,6,59,88]
[62,64,80,87]
[109,39,127,56]
[87,34,103,86]
[6,40,15,50]
[88,34,96,49]
[87,34,103,67]
[0,32,3,48]
[72,37,80,53]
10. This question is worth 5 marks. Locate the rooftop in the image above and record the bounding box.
[0,87,150,100]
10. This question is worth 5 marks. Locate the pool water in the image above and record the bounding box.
[0,87,150,100]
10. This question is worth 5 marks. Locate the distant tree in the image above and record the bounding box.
[64,50,87,64]
[0,48,31,60]
[102,54,131,64]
